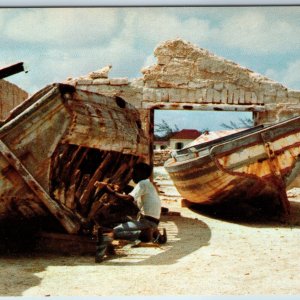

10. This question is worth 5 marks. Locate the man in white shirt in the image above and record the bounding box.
[95,162,167,262]
[108,162,165,240]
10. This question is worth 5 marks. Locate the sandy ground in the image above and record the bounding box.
[0,167,300,296]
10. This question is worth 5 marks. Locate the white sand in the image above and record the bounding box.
[0,167,299,296]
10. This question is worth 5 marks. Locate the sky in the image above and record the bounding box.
[1,6,300,131]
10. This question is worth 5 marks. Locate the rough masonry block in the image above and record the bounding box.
[264,95,276,104]
[187,90,197,103]
[145,80,159,88]
[142,88,152,101]
[202,89,207,102]
[257,92,264,104]
[276,96,287,104]
[214,82,224,91]
[76,79,93,85]
[287,97,300,104]
[180,89,188,101]
[206,88,214,103]
[110,78,129,86]
[92,78,110,85]
[288,90,300,98]
[233,90,240,104]
[188,82,201,89]
[277,90,287,98]
[239,89,245,104]
[213,90,221,103]
[245,91,252,104]
[228,89,234,104]
[195,89,204,103]
[157,55,172,65]
[221,89,228,104]
[261,83,278,96]
[169,89,181,102]
[251,92,258,104]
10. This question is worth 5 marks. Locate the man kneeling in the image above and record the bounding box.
[95,162,167,263]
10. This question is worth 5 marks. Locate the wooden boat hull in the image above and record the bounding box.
[0,83,148,234]
[165,116,300,217]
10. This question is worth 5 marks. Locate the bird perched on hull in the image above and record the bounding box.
[89,65,112,79]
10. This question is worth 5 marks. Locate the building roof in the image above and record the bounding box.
[185,129,245,148]
[170,129,201,140]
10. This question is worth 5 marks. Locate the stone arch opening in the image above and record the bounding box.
[152,107,254,166]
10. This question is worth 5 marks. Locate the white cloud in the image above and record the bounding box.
[282,61,300,90]
[264,68,280,82]
[8,34,146,93]
[216,9,300,54]
[4,7,300,55]
[121,9,211,46]
[4,8,119,46]
[124,7,300,55]
[265,60,300,90]
[142,54,156,69]
[0,11,5,31]
[120,9,213,70]
[3,7,300,94]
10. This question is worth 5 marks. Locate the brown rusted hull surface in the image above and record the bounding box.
[0,83,148,234]
[165,116,300,218]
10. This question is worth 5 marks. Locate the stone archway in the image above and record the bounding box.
[72,38,300,163]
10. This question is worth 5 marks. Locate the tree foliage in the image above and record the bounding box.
[220,117,253,130]
[154,119,179,139]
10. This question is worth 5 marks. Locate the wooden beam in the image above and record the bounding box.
[0,62,25,79]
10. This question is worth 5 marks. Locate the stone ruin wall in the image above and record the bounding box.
[140,39,300,125]
[0,79,28,121]
[72,39,300,124]
[67,38,300,162]
[153,149,172,166]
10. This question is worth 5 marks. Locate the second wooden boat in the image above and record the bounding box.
[165,116,300,218]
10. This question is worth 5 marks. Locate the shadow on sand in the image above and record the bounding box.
[0,214,211,296]
[0,252,100,296]
[104,214,211,266]
[187,198,300,229]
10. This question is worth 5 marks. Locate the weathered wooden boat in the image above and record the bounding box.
[164,116,300,218]
[0,83,148,236]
